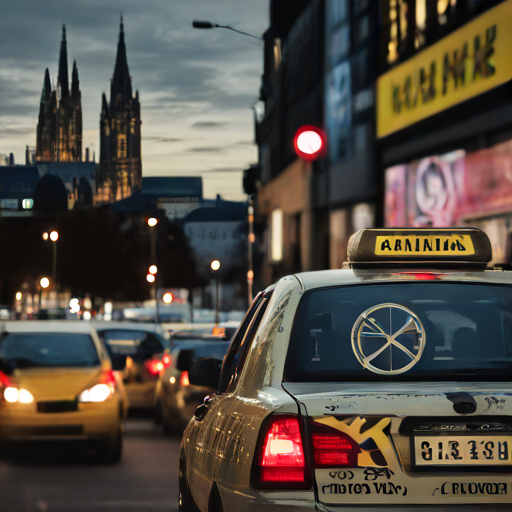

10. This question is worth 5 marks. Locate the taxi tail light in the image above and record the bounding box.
[0,371,11,388]
[310,421,359,467]
[252,415,311,490]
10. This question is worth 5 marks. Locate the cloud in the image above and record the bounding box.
[0,0,266,199]
[187,147,223,153]
[192,121,229,129]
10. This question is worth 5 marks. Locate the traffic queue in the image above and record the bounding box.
[0,318,233,464]
[2,227,512,511]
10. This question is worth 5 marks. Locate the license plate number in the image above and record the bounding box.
[415,436,512,466]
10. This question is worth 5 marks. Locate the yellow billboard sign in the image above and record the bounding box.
[377,0,512,139]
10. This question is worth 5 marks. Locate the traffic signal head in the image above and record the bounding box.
[294,126,326,161]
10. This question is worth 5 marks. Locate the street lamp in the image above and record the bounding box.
[192,20,261,41]
[43,230,59,291]
[146,274,156,283]
[39,277,50,312]
[163,292,173,304]
[149,265,158,275]
[147,218,160,323]
[211,260,221,324]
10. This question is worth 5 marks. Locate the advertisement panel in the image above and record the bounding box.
[377,0,512,138]
[385,139,512,263]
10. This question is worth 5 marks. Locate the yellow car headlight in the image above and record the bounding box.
[78,383,112,403]
[4,387,34,404]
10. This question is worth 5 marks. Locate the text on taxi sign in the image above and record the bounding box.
[375,235,475,256]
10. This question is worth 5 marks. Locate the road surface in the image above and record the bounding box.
[0,418,180,512]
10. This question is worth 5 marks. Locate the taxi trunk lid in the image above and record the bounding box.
[283,381,512,506]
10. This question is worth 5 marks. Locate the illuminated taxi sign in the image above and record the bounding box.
[375,233,474,256]
[346,228,492,268]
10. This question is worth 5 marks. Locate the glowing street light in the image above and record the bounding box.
[49,230,59,242]
[146,274,156,283]
[42,232,49,241]
[15,292,22,301]
[147,218,158,227]
[163,293,173,304]
[149,265,158,275]
[211,260,221,324]
[40,277,50,289]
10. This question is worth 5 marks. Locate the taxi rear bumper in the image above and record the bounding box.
[0,399,120,441]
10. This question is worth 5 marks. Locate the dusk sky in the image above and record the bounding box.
[0,0,268,200]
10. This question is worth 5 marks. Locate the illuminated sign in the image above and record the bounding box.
[377,0,512,138]
[374,234,475,256]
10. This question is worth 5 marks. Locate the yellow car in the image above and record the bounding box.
[0,321,128,463]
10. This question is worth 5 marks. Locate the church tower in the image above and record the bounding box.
[36,26,83,162]
[99,16,142,201]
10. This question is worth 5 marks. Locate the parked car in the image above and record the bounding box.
[155,339,230,434]
[0,321,127,463]
[93,322,171,410]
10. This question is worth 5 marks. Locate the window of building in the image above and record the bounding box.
[270,209,283,262]
[117,134,127,158]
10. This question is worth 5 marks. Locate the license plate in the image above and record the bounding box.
[414,436,512,466]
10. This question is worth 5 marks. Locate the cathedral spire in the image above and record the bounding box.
[58,24,69,99]
[112,14,132,101]
[71,60,80,96]
[40,68,52,104]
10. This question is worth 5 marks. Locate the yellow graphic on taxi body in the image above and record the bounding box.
[375,234,475,256]
[314,416,392,468]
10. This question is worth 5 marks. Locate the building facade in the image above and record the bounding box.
[253,0,379,287]
[98,17,142,203]
[378,0,512,266]
[36,26,83,163]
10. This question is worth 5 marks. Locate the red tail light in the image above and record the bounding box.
[145,359,164,375]
[0,371,11,388]
[310,421,359,467]
[162,354,171,368]
[252,415,311,490]
[180,371,189,387]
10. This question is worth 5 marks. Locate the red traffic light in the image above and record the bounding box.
[294,126,326,161]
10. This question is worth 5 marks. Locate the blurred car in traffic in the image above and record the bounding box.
[93,322,171,410]
[0,321,127,463]
[155,338,230,434]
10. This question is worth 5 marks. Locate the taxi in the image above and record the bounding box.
[0,321,127,463]
[179,228,512,511]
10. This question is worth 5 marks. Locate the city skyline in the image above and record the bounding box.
[0,0,267,200]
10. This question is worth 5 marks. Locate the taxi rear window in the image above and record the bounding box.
[0,333,100,369]
[285,282,512,382]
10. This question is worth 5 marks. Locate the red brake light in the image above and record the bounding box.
[252,415,311,490]
[145,359,164,375]
[180,371,189,387]
[398,272,440,280]
[0,371,11,388]
[310,421,359,467]
[162,354,171,368]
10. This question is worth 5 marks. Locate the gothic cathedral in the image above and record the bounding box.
[36,26,82,163]
[99,17,142,202]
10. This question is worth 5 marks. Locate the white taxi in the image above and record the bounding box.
[179,228,512,511]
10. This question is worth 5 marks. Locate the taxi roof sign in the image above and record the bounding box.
[345,228,492,269]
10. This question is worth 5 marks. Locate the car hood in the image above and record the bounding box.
[12,367,101,401]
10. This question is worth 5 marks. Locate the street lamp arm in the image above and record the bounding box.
[217,25,262,41]
[192,20,261,41]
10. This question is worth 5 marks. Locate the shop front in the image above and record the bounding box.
[378,0,512,266]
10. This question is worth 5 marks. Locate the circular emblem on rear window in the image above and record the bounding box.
[351,304,425,375]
